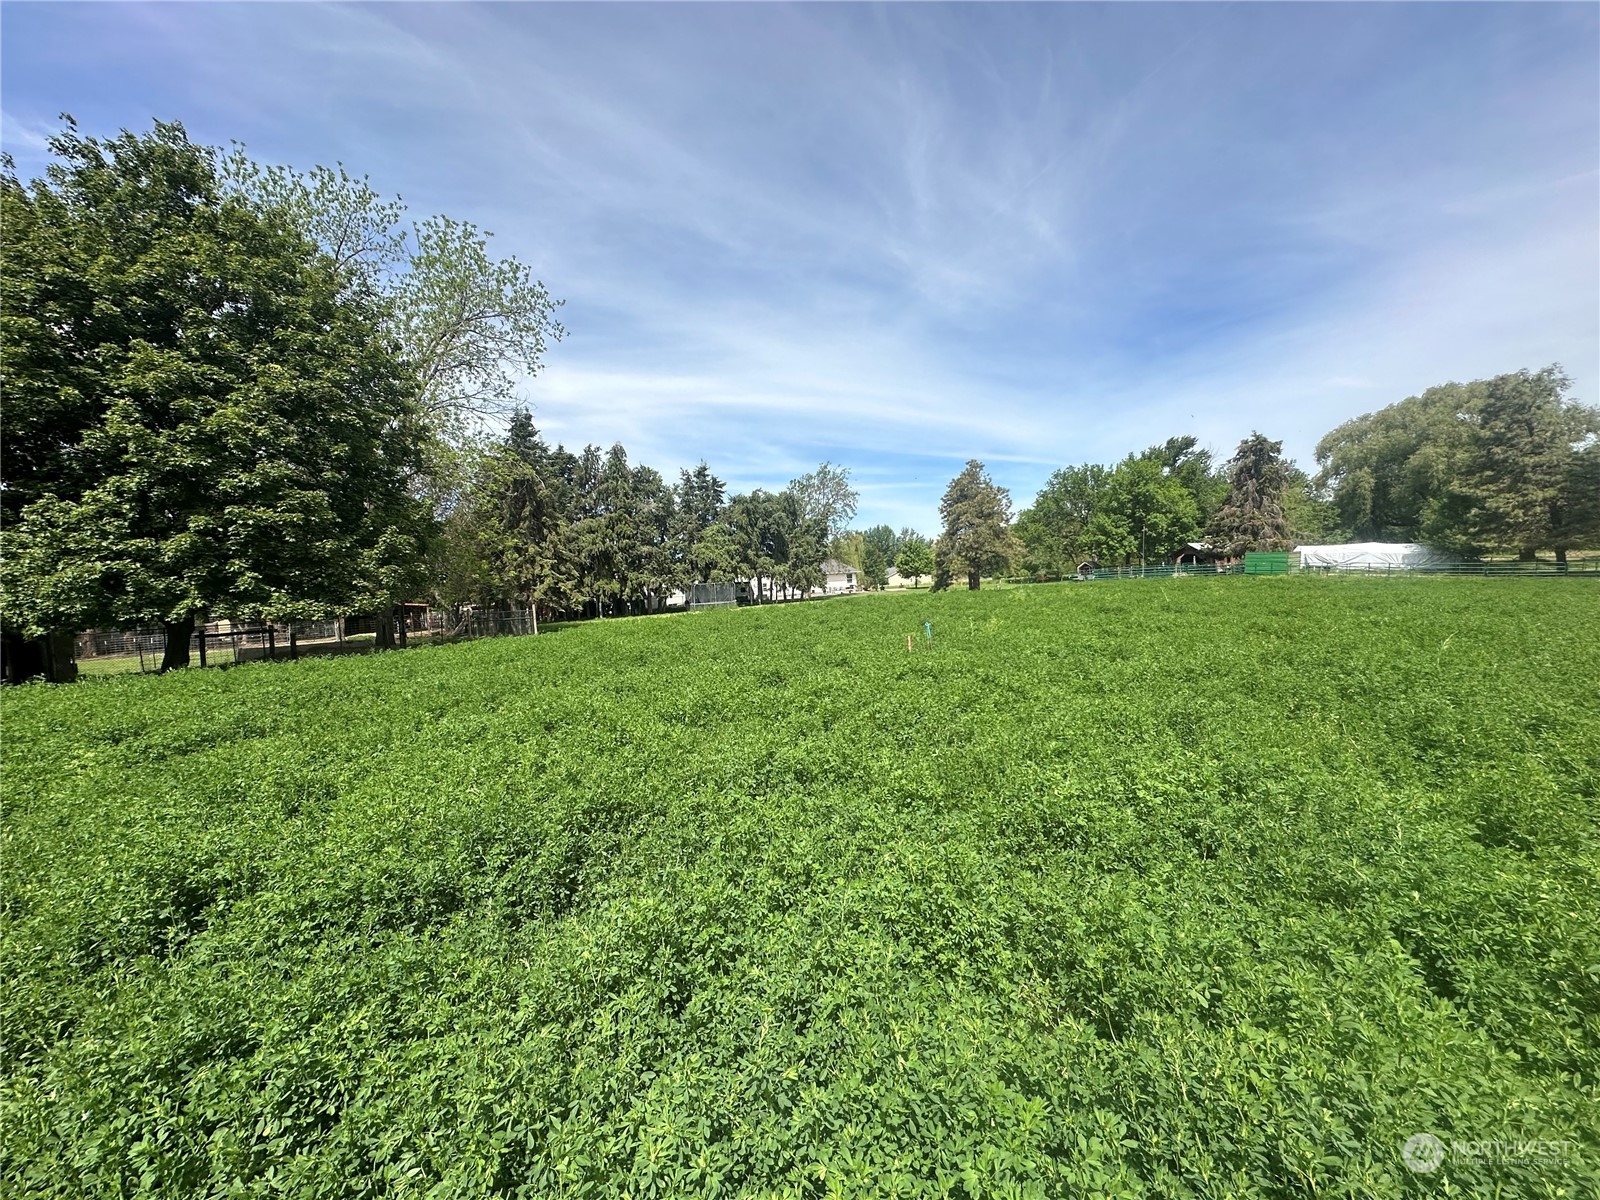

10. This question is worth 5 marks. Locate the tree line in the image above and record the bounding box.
[434,421,871,622]
[1009,367,1599,576]
[3,120,1597,679]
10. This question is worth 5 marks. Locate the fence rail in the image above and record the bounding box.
[1004,558,1600,585]
[57,557,1600,678]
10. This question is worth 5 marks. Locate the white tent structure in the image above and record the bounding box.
[1294,542,1458,571]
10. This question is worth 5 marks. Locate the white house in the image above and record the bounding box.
[820,558,859,593]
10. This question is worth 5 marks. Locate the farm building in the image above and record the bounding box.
[1295,543,1458,571]
[1172,542,1228,566]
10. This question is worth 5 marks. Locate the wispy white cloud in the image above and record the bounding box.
[2,1,1595,534]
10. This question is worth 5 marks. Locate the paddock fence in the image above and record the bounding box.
[1002,556,1600,586]
[70,608,549,678]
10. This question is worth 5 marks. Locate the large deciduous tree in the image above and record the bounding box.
[1015,463,1109,575]
[1316,366,1600,559]
[0,121,430,675]
[1315,381,1482,543]
[1141,436,1227,526]
[934,460,1020,589]
[1079,457,1199,567]
[787,462,859,542]
[1461,367,1600,562]
[223,152,564,441]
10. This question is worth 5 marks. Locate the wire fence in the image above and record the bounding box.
[687,582,738,609]
[71,609,522,677]
[61,556,1600,676]
[1002,557,1600,586]
[74,619,370,677]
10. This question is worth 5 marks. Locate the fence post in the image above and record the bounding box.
[267,626,276,661]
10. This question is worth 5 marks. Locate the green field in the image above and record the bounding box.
[3,578,1597,1197]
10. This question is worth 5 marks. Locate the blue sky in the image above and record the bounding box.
[4,2,1596,534]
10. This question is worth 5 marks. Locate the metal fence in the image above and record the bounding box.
[1003,557,1600,586]
[431,608,539,639]
[74,619,364,677]
[69,608,560,677]
[687,582,738,609]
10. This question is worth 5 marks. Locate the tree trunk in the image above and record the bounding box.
[396,606,408,647]
[1518,547,1538,562]
[967,570,981,590]
[374,608,395,650]
[160,615,195,673]
[1555,547,1568,571]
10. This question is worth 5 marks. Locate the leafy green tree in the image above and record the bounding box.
[1461,367,1600,561]
[828,531,866,572]
[1315,366,1600,558]
[860,543,889,590]
[1315,382,1480,541]
[1080,457,1199,566]
[934,461,1021,589]
[894,536,934,587]
[861,524,900,565]
[1281,466,1344,544]
[1553,435,1600,564]
[223,150,564,441]
[787,462,858,541]
[1141,436,1227,526]
[1207,433,1294,554]
[1015,463,1109,575]
[0,120,429,672]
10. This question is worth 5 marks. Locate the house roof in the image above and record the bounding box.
[820,558,856,574]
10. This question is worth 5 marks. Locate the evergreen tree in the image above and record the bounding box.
[934,461,1021,589]
[1208,433,1293,555]
[783,532,826,597]
[466,413,576,622]
[672,462,727,581]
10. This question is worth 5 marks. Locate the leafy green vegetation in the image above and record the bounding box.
[3,577,1597,1197]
